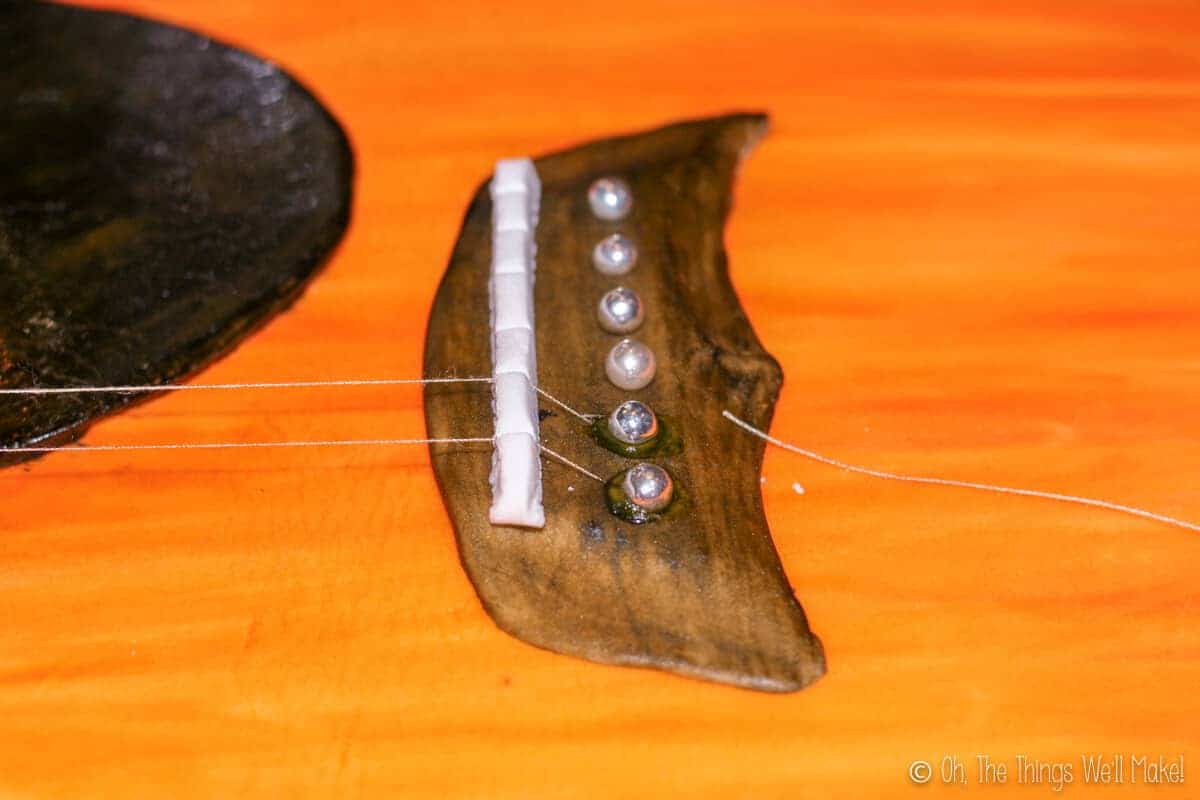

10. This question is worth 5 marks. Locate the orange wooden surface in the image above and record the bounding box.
[3,1,1199,797]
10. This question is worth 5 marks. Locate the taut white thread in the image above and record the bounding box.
[0,377,601,430]
[6,436,605,486]
[539,444,604,483]
[2,437,492,454]
[0,377,492,395]
[722,410,1200,534]
[535,387,601,423]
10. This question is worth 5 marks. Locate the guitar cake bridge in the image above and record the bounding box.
[424,113,826,693]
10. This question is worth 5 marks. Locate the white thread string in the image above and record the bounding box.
[722,410,1200,533]
[540,444,605,483]
[2,437,491,454]
[0,377,492,395]
[0,378,609,466]
[535,387,602,423]
[0,378,603,429]
[8,437,606,486]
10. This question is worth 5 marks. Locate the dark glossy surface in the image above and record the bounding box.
[0,3,352,461]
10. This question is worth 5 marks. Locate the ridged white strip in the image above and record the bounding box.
[488,158,544,528]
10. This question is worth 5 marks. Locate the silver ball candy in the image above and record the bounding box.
[596,286,645,334]
[587,177,632,221]
[605,337,656,391]
[608,399,659,445]
[621,463,674,512]
[592,233,638,276]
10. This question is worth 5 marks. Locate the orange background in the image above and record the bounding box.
[3,1,1199,797]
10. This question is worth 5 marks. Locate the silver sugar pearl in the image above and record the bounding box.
[621,462,674,512]
[592,233,638,276]
[608,399,659,445]
[587,177,632,221]
[605,337,656,391]
[596,286,645,334]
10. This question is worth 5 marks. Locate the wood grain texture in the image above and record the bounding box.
[425,114,824,692]
[3,0,1200,797]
